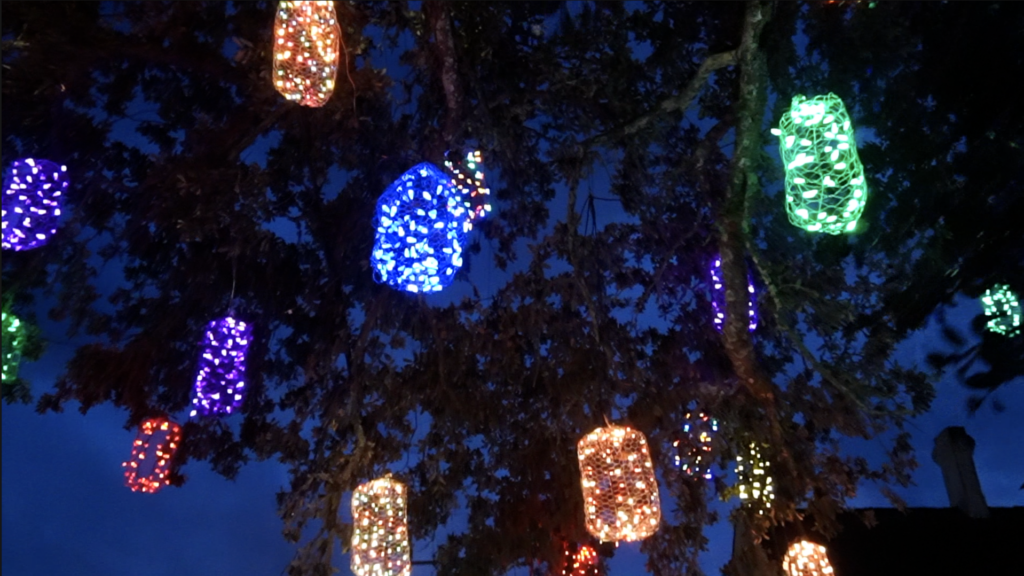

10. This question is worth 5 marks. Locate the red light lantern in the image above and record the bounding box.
[122,417,181,494]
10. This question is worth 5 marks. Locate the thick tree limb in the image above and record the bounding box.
[582,49,737,150]
[425,1,464,145]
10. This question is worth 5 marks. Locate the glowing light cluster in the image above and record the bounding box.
[189,316,251,417]
[710,256,757,331]
[123,417,181,494]
[444,150,492,223]
[2,310,25,383]
[2,158,68,251]
[673,412,719,480]
[771,93,866,234]
[735,443,774,512]
[577,425,661,542]
[351,476,411,576]
[272,0,340,107]
[981,284,1021,336]
[783,540,835,576]
[371,163,470,293]
[562,543,599,576]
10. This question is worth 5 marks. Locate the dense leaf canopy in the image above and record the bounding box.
[3,2,1021,575]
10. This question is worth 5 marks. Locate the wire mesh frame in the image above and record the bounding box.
[783,540,835,576]
[123,417,181,494]
[272,0,340,107]
[577,425,662,542]
[351,476,411,576]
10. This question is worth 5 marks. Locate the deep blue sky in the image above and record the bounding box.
[3,3,1023,575]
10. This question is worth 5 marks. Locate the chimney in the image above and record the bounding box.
[931,426,990,519]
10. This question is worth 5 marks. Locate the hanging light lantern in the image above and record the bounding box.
[351,476,411,576]
[444,149,492,224]
[189,316,252,417]
[2,309,25,383]
[1,158,68,251]
[734,442,774,513]
[673,412,719,480]
[710,255,757,332]
[272,1,340,107]
[981,284,1021,336]
[771,93,867,234]
[577,425,661,542]
[783,540,835,576]
[562,542,599,576]
[122,417,181,494]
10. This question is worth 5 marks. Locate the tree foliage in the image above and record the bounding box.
[3,2,1021,575]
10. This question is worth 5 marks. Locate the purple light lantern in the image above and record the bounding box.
[2,158,68,251]
[189,316,251,417]
[710,256,757,332]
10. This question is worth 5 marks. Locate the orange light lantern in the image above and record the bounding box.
[272,1,340,107]
[577,425,661,542]
[122,417,181,494]
[562,542,599,576]
[351,476,411,576]
[783,540,835,576]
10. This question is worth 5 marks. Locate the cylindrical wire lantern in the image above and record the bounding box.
[674,412,719,480]
[577,425,661,542]
[783,540,835,576]
[735,442,774,512]
[981,284,1021,336]
[710,255,757,332]
[2,158,68,251]
[272,1,340,107]
[122,417,181,493]
[351,476,411,576]
[772,93,867,234]
[189,316,252,417]
[2,310,25,383]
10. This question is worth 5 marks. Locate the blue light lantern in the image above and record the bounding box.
[371,162,470,293]
[2,158,68,251]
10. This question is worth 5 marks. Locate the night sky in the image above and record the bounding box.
[3,3,1024,576]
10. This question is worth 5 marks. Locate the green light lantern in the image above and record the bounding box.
[771,93,867,234]
[981,285,1021,336]
[2,310,25,383]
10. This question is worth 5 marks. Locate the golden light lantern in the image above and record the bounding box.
[735,442,774,512]
[577,425,661,542]
[351,476,411,576]
[783,540,835,576]
[272,1,340,107]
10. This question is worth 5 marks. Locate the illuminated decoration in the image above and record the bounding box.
[783,540,835,576]
[272,1,340,107]
[577,425,661,542]
[710,256,757,331]
[189,316,252,417]
[444,149,492,223]
[673,412,719,480]
[2,310,25,383]
[351,476,411,576]
[2,158,68,251]
[770,93,867,234]
[122,417,181,494]
[562,542,599,576]
[734,443,774,512]
[981,284,1021,336]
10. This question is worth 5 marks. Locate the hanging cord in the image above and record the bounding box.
[228,256,237,315]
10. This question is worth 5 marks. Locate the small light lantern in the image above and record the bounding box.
[783,540,835,576]
[272,1,340,107]
[734,442,774,512]
[674,412,719,480]
[2,310,25,383]
[577,425,661,542]
[562,542,599,576]
[710,256,757,332]
[123,417,181,494]
[444,149,492,223]
[771,93,867,234]
[2,158,68,251]
[981,284,1021,336]
[189,316,252,417]
[351,476,411,576]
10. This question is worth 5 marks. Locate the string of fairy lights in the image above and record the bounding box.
[1,2,1020,575]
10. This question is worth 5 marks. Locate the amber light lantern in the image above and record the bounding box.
[783,540,835,576]
[351,476,411,576]
[577,424,661,542]
[735,442,774,512]
[122,417,181,494]
[562,543,599,576]
[272,1,340,107]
